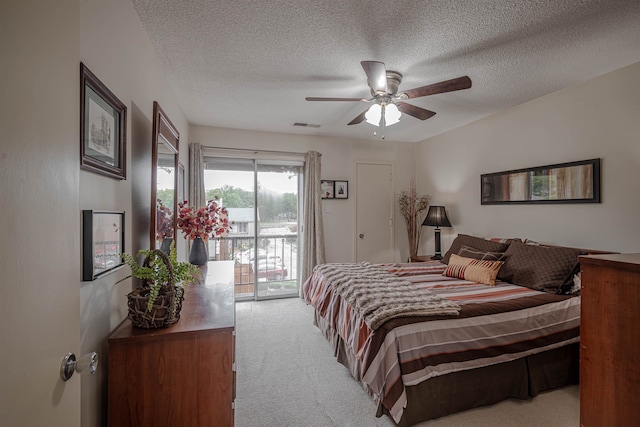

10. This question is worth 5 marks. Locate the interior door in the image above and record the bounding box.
[2,1,81,424]
[355,162,394,262]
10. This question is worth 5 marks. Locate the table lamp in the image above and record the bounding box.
[422,206,452,260]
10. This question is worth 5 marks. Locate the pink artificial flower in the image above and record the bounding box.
[176,198,232,240]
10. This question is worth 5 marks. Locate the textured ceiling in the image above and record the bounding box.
[131,0,640,143]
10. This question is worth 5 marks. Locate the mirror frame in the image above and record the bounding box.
[151,101,179,250]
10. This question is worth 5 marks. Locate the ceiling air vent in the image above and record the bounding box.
[293,122,321,128]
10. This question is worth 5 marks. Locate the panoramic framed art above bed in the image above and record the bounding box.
[481,158,601,205]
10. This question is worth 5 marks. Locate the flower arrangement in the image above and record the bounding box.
[398,180,431,258]
[177,198,231,240]
[156,198,174,240]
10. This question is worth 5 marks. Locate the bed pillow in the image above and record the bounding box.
[443,254,505,286]
[497,240,581,293]
[457,245,507,261]
[442,234,511,265]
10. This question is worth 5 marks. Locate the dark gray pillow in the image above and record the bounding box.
[457,245,507,261]
[497,240,581,293]
[443,234,511,265]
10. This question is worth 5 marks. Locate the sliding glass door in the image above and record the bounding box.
[204,156,301,300]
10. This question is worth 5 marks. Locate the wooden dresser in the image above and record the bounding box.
[579,254,640,427]
[108,260,236,427]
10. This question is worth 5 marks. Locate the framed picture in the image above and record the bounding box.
[82,210,125,281]
[334,180,349,199]
[321,180,334,199]
[80,63,127,180]
[481,158,601,205]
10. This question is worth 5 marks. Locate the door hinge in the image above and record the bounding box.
[232,362,237,372]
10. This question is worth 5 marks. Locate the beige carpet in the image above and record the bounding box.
[235,298,579,427]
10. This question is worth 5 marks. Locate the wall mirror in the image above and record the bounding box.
[481,158,601,205]
[151,101,179,251]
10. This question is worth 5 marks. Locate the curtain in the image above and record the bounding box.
[300,150,325,296]
[189,143,206,208]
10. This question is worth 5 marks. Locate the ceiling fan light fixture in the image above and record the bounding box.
[365,103,382,126]
[365,103,401,127]
[385,103,401,126]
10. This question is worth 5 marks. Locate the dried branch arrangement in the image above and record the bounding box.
[398,180,431,258]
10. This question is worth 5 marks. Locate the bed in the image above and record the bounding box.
[303,235,604,426]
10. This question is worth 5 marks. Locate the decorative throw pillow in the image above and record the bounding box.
[442,234,512,265]
[497,240,581,293]
[458,245,507,261]
[443,254,505,286]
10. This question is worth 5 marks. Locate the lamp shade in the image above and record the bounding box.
[422,206,452,228]
[385,103,401,126]
[365,104,382,126]
[365,103,402,127]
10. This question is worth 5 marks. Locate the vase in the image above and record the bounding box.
[159,237,173,254]
[189,236,208,266]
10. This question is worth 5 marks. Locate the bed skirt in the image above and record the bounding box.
[314,311,579,426]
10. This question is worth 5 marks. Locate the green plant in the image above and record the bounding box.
[118,243,202,312]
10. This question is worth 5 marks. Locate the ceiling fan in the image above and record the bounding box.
[305,61,472,131]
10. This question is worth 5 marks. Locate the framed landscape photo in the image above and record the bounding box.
[321,180,334,199]
[82,210,125,281]
[334,180,348,199]
[80,63,127,180]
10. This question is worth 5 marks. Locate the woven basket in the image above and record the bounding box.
[126,249,185,329]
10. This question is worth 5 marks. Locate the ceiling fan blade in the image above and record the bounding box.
[305,97,366,102]
[400,76,472,99]
[396,102,437,120]
[361,61,388,93]
[347,110,367,125]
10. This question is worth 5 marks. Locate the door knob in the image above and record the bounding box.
[60,352,99,381]
[359,233,364,239]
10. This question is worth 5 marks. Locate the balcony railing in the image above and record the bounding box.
[208,233,298,296]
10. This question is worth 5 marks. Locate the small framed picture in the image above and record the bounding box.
[80,63,127,180]
[334,180,348,199]
[321,180,334,199]
[82,210,125,281]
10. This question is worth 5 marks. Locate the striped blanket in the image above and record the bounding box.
[312,262,460,330]
[303,261,580,424]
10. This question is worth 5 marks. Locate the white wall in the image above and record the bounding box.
[190,126,417,263]
[78,1,189,426]
[417,62,640,255]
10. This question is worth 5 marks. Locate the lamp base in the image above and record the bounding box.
[432,228,443,261]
